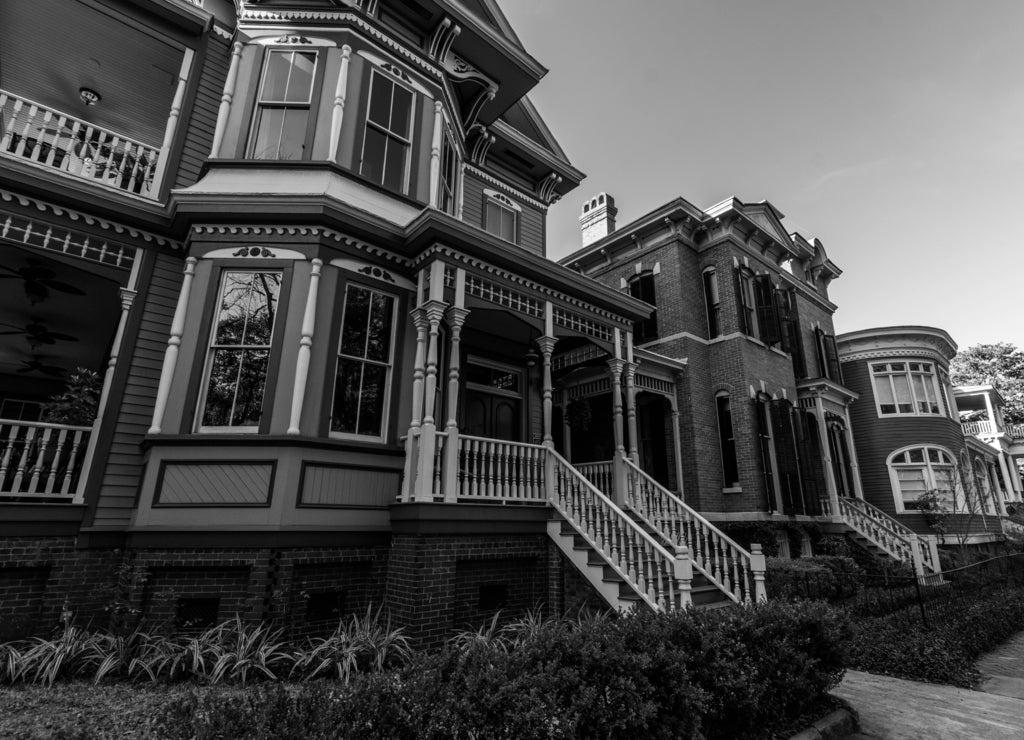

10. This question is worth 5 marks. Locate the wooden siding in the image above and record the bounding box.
[842,357,967,521]
[92,252,183,528]
[300,464,400,507]
[174,35,230,189]
[156,462,273,506]
[461,173,546,255]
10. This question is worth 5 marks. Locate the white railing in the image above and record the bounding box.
[454,435,547,503]
[1007,424,1024,440]
[624,457,764,603]
[837,497,939,573]
[0,419,91,499]
[549,450,691,611]
[962,420,995,437]
[0,90,160,198]
[576,460,614,495]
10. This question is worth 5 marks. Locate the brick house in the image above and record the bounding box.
[0,0,769,643]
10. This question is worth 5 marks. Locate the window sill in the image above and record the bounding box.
[722,486,743,494]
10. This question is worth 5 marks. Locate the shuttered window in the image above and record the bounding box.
[629,273,658,343]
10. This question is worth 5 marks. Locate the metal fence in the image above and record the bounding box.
[769,554,1024,629]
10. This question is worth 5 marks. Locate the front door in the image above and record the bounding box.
[462,358,523,442]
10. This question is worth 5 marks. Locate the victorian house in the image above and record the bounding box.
[0,0,768,642]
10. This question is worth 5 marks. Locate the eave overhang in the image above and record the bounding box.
[836,326,958,364]
[796,377,859,405]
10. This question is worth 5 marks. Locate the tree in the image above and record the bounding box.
[950,342,1024,424]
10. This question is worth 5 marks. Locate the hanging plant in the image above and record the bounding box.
[566,397,592,432]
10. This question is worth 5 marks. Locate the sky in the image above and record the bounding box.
[498,0,1024,352]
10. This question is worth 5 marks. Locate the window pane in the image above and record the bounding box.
[357,363,388,435]
[893,374,913,413]
[890,363,904,371]
[261,52,294,101]
[231,349,269,426]
[368,76,393,127]
[485,202,501,236]
[277,109,308,160]
[871,364,888,373]
[874,375,895,414]
[366,292,394,363]
[390,85,413,138]
[283,52,316,103]
[331,359,362,434]
[500,208,516,242]
[202,349,241,426]
[907,448,925,463]
[250,108,286,160]
[382,138,407,192]
[241,273,280,345]
[361,127,387,184]
[341,286,371,358]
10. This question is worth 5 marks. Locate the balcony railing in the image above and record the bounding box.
[1008,424,1024,441]
[962,420,995,437]
[1,90,160,198]
[0,419,91,500]
[454,435,547,503]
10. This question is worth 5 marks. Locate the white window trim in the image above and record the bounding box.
[196,269,282,433]
[887,444,957,514]
[360,68,417,194]
[246,48,320,160]
[869,359,946,419]
[483,188,521,243]
[329,283,399,443]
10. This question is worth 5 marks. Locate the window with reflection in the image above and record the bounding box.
[331,285,397,438]
[361,71,414,193]
[890,446,955,511]
[871,361,942,416]
[249,50,317,160]
[200,271,282,430]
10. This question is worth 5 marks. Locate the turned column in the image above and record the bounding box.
[442,270,468,501]
[149,257,197,434]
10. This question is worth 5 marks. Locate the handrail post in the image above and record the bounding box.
[750,543,767,602]
[910,538,925,578]
[673,545,693,609]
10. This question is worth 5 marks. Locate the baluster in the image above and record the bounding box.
[729,547,740,598]
[0,94,14,151]
[125,142,143,193]
[43,114,65,167]
[741,557,753,603]
[61,430,86,495]
[31,110,51,161]
[45,429,70,493]
[26,428,53,493]
[11,426,37,492]
[0,423,18,487]
[14,104,37,157]
[500,443,510,499]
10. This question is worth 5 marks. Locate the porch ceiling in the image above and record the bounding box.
[1,0,183,148]
[0,246,122,383]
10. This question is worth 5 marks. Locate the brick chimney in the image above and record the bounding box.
[579,193,617,247]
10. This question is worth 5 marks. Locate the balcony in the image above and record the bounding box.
[1,91,161,198]
[962,420,996,437]
[0,419,91,501]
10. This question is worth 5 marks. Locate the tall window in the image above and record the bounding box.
[484,192,519,243]
[703,268,720,338]
[200,271,281,430]
[753,275,780,345]
[737,271,755,336]
[628,272,658,343]
[249,50,317,160]
[870,361,942,416]
[361,71,414,193]
[889,446,955,511]
[815,329,843,383]
[438,130,458,215]
[331,285,397,438]
[778,289,806,378]
[716,393,739,488]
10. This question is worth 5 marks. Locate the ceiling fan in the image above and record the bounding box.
[17,357,66,377]
[0,320,79,348]
[0,258,87,305]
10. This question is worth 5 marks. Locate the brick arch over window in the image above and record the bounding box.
[886,444,956,514]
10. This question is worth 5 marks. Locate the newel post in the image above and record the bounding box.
[673,546,693,610]
[910,538,925,578]
[750,543,767,602]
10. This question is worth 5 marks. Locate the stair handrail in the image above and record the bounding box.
[622,456,763,603]
[547,449,692,611]
[838,497,938,573]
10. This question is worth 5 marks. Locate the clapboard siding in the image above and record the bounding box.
[843,357,967,523]
[518,205,545,256]
[174,35,230,188]
[461,173,486,230]
[461,173,546,255]
[92,252,183,528]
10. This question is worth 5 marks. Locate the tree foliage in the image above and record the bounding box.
[950,342,1024,423]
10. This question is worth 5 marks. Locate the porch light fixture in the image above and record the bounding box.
[79,87,101,106]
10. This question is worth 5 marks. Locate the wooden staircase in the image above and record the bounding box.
[836,496,941,576]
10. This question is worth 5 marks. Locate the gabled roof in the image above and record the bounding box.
[496,96,569,163]
[455,0,525,51]
[704,197,790,251]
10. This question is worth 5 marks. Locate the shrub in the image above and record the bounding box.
[767,556,864,603]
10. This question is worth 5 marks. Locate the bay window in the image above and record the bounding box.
[871,361,942,416]
[199,271,282,430]
[249,50,317,160]
[331,285,397,439]
[889,446,955,511]
[361,70,414,193]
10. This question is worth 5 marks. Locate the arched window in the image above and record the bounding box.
[887,445,955,513]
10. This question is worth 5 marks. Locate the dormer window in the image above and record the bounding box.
[249,50,318,160]
[484,190,520,243]
[361,70,414,193]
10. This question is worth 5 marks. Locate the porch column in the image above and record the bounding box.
[401,306,429,501]
[74,252,143,503]
[997,452,1017,511]
[414,262,449,502]
[608,356,627,504]
[561,394,572,461]
[984,392,997,432]
[670,392,684,498]
[813,396,840,516]
[442,270,468,502]
[988,462,1007,516]
[624,332,639,466]
[539,301,556,447]
[842,403,865,499]
[149,257,197,434]
[211,42,244,157]
[150,48,194,194]
[328,45,353,162]
[287,259,322,434]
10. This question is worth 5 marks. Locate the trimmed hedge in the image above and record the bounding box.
[145,601,852,740]
[767,556,864,602]
[846,586,1024,687]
